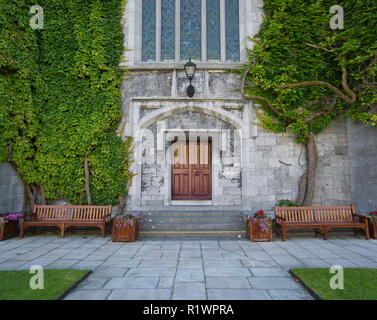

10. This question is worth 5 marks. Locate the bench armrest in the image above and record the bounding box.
[275,214,286,221]
[353,213,368,222]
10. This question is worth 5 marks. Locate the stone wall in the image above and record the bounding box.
[121,70,352,214]
[0,163,25,213]
[347,119,377,213]
[245,116,351,214]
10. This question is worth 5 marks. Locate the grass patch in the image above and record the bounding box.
[0,269,89,300]
[291,268,377,300]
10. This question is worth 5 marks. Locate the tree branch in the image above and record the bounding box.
[303,43,331,53]
[303,97,338,122]
[364,52,377,73]
[241,65,282,117]
[341,66,357,103]
[84,155,92,205]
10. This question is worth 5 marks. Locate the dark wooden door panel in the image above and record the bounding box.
[172,140,211,200]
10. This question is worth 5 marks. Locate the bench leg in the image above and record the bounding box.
[323,227,329,241]
[282,225,286,242]
[20,219,25,238]
[101,222,106,238]
[275,224,280,239]
[60,224,65,238]
[365,221,370,240]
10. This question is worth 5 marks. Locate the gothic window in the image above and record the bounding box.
[141,0,240,62]
[142,0,156,62]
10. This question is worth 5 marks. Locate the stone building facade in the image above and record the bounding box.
[120,0,352,216]
[1,0,375,220]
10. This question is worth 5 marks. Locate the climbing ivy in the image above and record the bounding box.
[1,0,132,207]
[242,0,377,205]
[0,0,41,187]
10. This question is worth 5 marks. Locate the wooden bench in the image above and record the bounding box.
[20,205,112,238]
[275,205,369,241]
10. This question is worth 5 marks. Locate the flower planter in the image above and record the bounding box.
[112,219,139,242]
[0,217,19,241]
[247,218,273,242]
[369,219,377,240]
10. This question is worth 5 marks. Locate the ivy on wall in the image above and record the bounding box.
[242,0,377,205]
[0,0,133,208]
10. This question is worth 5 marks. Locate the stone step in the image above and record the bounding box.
[142,215,244,224]
[134,210,243,218]
[141,222,246,231]
[133,210,246,239]
[139,230,247,239]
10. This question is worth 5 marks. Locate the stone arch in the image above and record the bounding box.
[137,104,243,132]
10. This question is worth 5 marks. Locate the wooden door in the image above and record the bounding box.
[172,140,211,200]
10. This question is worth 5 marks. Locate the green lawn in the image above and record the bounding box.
[291,268,377,300]
[0,269,89,300]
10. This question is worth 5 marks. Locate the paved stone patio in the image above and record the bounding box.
[0,233,376,300]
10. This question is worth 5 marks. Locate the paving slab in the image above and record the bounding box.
[101,258,140,268]
[206,277,251,289]
[175,269,205,282]
[249,267,291,277]
[138,259,178,268]
[172,283,207,300]
[204,267,251,277]
[72,260,104,270]
[77,277,110,290]
[178,259,203,270]
[46,259,80,269]
[158,276,175,288]
[104,277,159,289]
[0,260,31,270]
[108,289,172,300]
[248,277,302,290]
[268,289,314,300]
[64,289,111,300]
[126,267,176,277]
[91,267,128,277]
[207,289,271,300]
[203,259,242,268]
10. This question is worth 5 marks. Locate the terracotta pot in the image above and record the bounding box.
[369,218,377,240]
[112,219,138,242]
[0,218,19,241]
[247,218,273,242]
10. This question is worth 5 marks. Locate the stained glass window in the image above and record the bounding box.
[142,0,156,61]
[225,0,239,61]
[180,0,202,61]
[140,0,240,63]
[206,0,220,60]
[161,0,175,60]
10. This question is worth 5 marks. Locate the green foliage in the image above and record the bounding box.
[0,0,41,184]
[276,199,299,207]
[291,268,377,300]
[1,0,132,205]
[0,269,89,300]
[245,0,377,142]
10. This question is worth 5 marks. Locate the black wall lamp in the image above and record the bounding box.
[184,59,197,98]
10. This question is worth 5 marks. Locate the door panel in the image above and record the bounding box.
[172,140,211,200]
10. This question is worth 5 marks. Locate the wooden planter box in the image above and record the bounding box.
[247,218,273,242]
[112,220,138,242]
[0,218,19,241]
[369,219,377,240]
